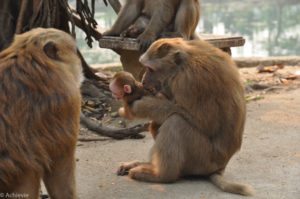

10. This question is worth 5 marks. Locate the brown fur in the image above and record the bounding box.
[0,28,83,198]
[110,71,160,139]
[103,0,201,51]
[121,15,182,39]
[117,38,255,196]
[121,15,150,38]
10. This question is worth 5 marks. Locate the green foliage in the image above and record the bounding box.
[77,0,300,65]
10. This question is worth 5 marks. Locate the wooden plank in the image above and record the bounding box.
[99,37,139,51]
[99,34,245,50]
[199,34,245,48]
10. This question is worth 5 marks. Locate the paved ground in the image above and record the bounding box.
[74,86,300,199]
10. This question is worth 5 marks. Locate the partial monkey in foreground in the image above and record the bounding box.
[0,28,83,199]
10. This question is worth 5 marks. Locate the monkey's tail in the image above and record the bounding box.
[209,173,255,196]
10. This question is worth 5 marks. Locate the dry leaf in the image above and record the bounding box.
[98,184,104,188]
[279,78,293,85]
[246,95,263,102]
[286,75,297,80]
[277,65,284,69]
[257,65,284,73]
[257,65,278,73]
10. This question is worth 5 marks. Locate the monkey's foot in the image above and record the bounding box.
[128,164,165,183]
[117,161,142,176]
[129,165,153,180]
[129,164,179,183]
[137,32,156,51]
[121,28,140,38]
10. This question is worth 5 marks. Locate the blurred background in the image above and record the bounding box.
[70,0,300,65]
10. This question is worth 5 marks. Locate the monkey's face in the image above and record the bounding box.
[109,79,133,100]
[109,72,136,99]
[139,38,186,94]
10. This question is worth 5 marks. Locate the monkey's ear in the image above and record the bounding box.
[174,52,184,65]
[44,41,59,60]
[124,85,132,94]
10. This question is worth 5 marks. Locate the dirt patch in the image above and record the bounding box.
[241,65,300,102]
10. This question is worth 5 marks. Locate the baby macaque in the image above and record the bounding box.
[109,71,160,139]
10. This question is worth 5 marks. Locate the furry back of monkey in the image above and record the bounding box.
[0,28,82,198]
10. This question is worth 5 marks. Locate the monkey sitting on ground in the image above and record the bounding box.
[109,71,161,139]
[117,38,255,196]
[0,28,83,198]
[103,0,201,51]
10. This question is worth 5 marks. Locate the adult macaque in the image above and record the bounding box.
[103,0,201,51]
[117,38,255,196]
[109,71,160,139]
[121,15,182,39]
[0,28,83,198]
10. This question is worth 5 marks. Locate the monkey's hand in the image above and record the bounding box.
[156,92,167,99]
[137,31,156,52]
[118,107,135,120]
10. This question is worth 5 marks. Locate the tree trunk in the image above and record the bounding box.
[0,0,148,139]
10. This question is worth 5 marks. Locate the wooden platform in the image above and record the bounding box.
[99,34,245,51]
[98,34,246,80]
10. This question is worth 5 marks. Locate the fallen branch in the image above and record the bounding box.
[80,112,149,139]
[78,137,111,142]
[249,83,271,90]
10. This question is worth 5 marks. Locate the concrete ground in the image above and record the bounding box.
[75,87,300,199]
